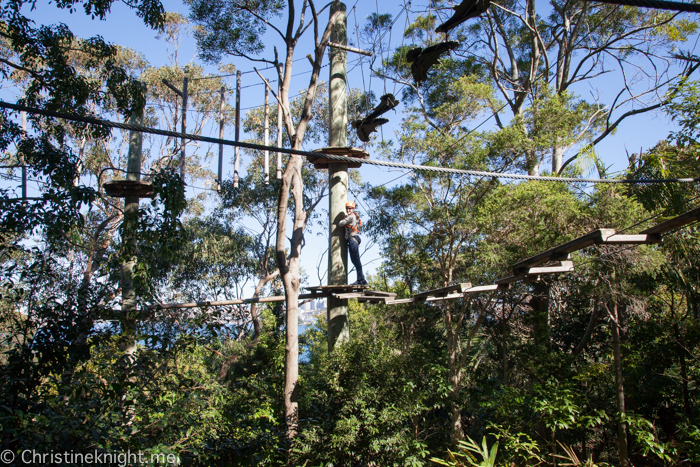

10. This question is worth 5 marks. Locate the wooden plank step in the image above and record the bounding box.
[496,274,540,285]
[640,206,700,235]
[498,261,574,285]
[414,283,472,298]
[332,292,367,300]
[525,260,574,275]
[385,297,418,305]
[513,229,614,273]
[426,293,464,302]
[602,234,660,244]
[357,296,392,303]
[364,290,397,298]
[464,284,509,293]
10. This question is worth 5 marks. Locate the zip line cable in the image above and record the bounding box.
[3,100,699,185]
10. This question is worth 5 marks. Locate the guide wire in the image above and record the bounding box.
[3,100,699,185]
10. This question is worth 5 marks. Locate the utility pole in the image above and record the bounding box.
[276,63,283,180]
[327,0,349,352]
[264,86,270,184]
[217,86,225,190]
[20,111,27,205]
[234,70,241,188]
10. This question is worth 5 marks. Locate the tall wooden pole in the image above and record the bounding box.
[327,0,349,352]
[234,70,241,188]
[218,86,225,189]
[264,86,270,185]
[20,111,27,204]
[180,77,188,180]
[120,87,145,364]
[276,63,283,180]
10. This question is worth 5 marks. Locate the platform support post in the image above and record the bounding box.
[120,85,145,365]
[327,0,349,353]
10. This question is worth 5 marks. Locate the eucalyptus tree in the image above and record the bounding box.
[221,84,374,339]
[185,0,348,437]
[379,0,698,176]
[364,57,508,444]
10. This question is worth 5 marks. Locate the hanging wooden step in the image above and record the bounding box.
[498,261,575,285]
[414,283,472,299]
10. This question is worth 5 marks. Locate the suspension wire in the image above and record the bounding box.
[188,57,311,82]
[3,100,699,185]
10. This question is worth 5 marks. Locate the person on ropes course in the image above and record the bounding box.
[339,200,367,286]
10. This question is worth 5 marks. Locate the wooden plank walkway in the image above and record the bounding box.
[154,205,699,311]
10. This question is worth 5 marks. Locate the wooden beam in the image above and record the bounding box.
[640,206,700,235]
[414,283,472,298]
[496,274,535,285]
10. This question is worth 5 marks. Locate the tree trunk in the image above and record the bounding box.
[276,151,306,440]
[552,144,564,174]
[529,283,551,353]
[448,330,465,445]
[610,301,629,467]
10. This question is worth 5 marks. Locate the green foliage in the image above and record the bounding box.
[186,0,284,63]
[430,437,498,467]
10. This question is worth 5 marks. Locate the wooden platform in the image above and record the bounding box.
[308,147,369,169]
[103,180,154,198]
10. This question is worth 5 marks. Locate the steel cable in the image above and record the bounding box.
[3,100,699,185]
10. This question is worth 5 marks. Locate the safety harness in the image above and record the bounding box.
[347,213,362,235]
